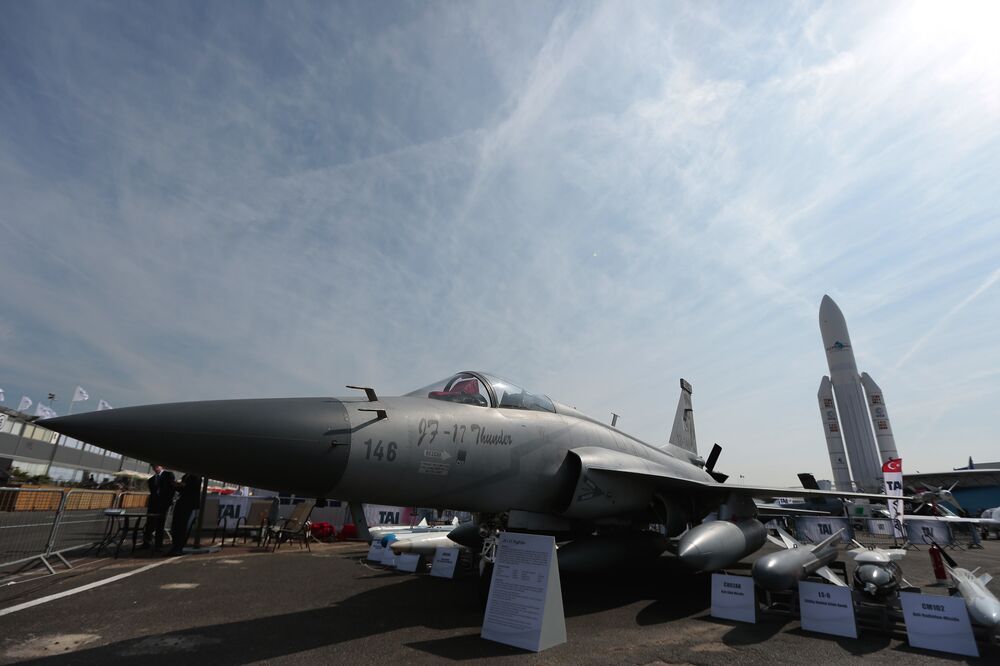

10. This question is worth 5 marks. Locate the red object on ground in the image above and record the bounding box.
[310,522,335,540]
[339,523,358,540]
[929,543,948,581]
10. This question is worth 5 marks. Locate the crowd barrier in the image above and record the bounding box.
[787,515,988,550]
[0,487,149,575]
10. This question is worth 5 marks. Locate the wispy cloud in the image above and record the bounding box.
[2,1,998,481]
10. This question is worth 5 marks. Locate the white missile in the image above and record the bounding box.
[860,373,899,463]
[389,531,462,556]
[368,517,457,542]
[817,376,853,491]
[819,295,882,492]
[936,546,1000,630]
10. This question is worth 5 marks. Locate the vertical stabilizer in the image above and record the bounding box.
[668,378,697,455]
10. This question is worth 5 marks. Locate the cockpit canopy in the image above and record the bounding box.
[406,371,555,413]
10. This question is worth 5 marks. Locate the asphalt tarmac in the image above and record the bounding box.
[1,539,998,664]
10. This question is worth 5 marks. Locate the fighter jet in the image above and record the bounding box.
[39,372,889,574]
[909,481,963,514]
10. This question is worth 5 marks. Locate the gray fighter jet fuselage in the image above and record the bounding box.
[41,371,887,571]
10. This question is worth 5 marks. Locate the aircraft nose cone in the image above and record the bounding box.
[40,398,352,496]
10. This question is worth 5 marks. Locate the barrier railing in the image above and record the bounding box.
[0,488,67,574]
[0,487,156,575]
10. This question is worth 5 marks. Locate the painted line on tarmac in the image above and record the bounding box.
[0,559,172,617]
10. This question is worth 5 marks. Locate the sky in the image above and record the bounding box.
[2,1,998,486]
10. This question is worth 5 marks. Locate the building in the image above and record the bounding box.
[0,405,151,484]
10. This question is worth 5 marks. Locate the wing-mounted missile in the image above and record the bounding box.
[934,543,1000,629]
[751,527,847,591]
[677,519,767,572]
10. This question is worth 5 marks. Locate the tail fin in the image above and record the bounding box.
[668,378,697,454]
[797,473,821,490]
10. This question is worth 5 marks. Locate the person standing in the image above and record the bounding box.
[167,472,202,556]
[141,465,175,552]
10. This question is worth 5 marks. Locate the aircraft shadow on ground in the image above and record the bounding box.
[784,626,892,656]
[13,557,713,665]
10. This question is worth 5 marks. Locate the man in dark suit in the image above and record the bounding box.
[167,472,202,555]
[141,465,175,552]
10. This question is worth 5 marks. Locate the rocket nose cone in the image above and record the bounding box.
[819,295,852,351]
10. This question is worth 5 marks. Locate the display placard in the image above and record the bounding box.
[711,574,756,623]
[904,520,952,547]
[794,517,853,544]
[899,592,978,657]
[396,553,421,572]
[430,547,460,579]
[380,544,398,567]
[366,541,384,562]
[481,533,566,652]
[798,581,857,638]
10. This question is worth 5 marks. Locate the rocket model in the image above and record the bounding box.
[818,296,899,492]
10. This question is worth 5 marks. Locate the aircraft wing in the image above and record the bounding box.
[572,447,902,502]
[901,515,1000,526]
[755,502,834,517]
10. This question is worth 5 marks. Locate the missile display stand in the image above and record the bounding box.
[758,561,850,617]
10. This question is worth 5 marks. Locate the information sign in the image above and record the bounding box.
[794,517,853,544]
[396,553,421,573]
[380,544,398,567]
[900,592,978,657]
[481,533,566,652]
[711,574,756,623]
[798,581,856,638]
[366,541,384,562]
[904,520,952,547]
[430,547,460,579]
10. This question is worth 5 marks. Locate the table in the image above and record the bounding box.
[96,509,161,558]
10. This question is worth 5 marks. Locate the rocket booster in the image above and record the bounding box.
[817,376,853,491]
[819,295,882,492]
[860,373,899,464]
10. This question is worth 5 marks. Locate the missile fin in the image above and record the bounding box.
[811,527,845,552]
[775,527,801,549]
[816,566,848,587]
[979,572,993,587]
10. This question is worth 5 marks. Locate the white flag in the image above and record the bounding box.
[72,386,90,402]
[35,403,57,418]
[98,399,113,411]
[0,388,5,402]
[18,396,32,413]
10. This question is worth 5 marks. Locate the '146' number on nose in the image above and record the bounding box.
[364,439,397,462]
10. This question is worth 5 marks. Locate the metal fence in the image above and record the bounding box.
[785,515,988,551]
[0,487,149,575]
